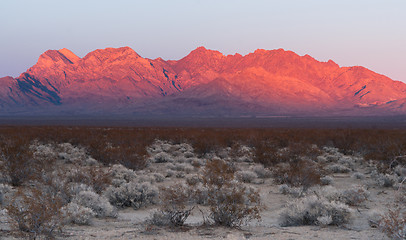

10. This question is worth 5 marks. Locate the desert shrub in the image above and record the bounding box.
[320,176,334,185]
[55,165,112,195]
[316,155,328,163]
[103,181,158,209]
[278,184,305,198]
[153,173,165,182]
[351,172,365,180]
[235,170,257,183]
[338,156,355,167]
[394,165,406,178]
[202,159,261,227]
[188,183,209,205]
[157,184,194,226]
[61,202,95,225]
[312,185,369,206]
[148,211,172,226]
[339,185,370,206]
[273,159,322,190]
[64,183,94,200]
[152,152,173,163]
[0,140,36,186]
[184,151,194,158]
[186,174,200,186]
[72,190,117,218]
[379,209,405,240]
[166,169,175,178]
[279,195,352,227]
[169,162,190,172]
[6,187,65,239]
[372,171,399,187]
[252,165,272,179]
[367,209,383,228]
[326,164,351,173]
[0,183,12,205]
[202,159,235,188]
[56,143,88,164]
[109,164,137,185]
[208,184,261,227]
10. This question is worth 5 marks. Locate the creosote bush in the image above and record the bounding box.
[379,209,405,240]
[6,187,65,239]
[202,159,261,227]
[273,159,322,190]
[157,184,194,226]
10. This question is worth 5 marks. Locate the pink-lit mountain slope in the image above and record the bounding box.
[1,46,405,116]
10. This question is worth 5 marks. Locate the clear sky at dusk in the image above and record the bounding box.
[1,0,405,82]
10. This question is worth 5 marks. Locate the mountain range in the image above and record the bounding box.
[1,46,405,117]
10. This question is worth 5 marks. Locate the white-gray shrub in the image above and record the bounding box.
[338,156,355,168]
[372,172,399,187]
[191,158,205,167]
[352,172,365,180]
[320,176,334,185]
[72,190,117,218]
[394,165,406,177]
[339,185,370,206]
[279,195,352,226]
[235,170,257,183]
[61,202,95,225]
[154,173,165,182]
[252,165,272,179]
[148,210,172,226]
[169,162,189,172]
[103,181,158,209]
[175,171,186,178]
[57,143,89,164]
[367,209,383,228]
[166,169,175,178]
[135,174,155,184]
[186,174,200,186]
[316,156,328,163]
[312,185,369,206]
[326,164,351,173]
[0,183,12,205]
[317,215,333,227]
[110,164,137,184]
[184,151,194,158]
[152,152,173,163]
[65,183,94,200]
[278,184,305,198]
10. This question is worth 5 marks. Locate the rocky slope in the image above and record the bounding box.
[1,46,405,116]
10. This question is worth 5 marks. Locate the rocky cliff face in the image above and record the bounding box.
[1,46,405,116]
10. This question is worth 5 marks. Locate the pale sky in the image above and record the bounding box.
[1,0,405,82]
